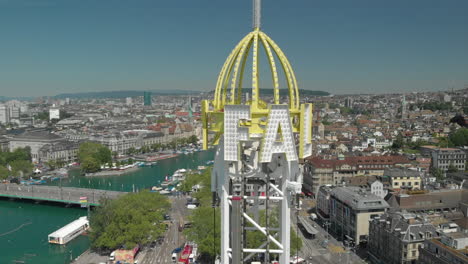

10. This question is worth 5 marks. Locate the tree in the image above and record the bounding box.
[78,142,112,173]
[89,191,170,251]
[449,128,468,147]
[81,156,101,173]
[392,133,404,149]
[430,167,444,181]
[46,160,57,170]
[185,206,220,260]
[448,163,459,173]
[184,168,303,260]
[10,160,33,177]
[188,135,198,144]
[0,165,9,180]
[127,147,136,155]
[245,208,302,256]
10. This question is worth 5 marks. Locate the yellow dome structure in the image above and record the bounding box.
[202,0,312,159]
[213,28,300,111]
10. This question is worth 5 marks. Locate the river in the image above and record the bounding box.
[0,150,214,264]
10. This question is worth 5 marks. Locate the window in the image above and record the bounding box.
[415,182,419,185]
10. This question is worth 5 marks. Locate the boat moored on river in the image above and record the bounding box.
[48,216,89,245]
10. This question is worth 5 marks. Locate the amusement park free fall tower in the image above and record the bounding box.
[201,1,313,263]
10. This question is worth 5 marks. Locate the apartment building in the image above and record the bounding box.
[328,186,389,245]
[368,212,440,264]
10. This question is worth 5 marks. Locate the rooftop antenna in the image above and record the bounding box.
[253,0,261,29]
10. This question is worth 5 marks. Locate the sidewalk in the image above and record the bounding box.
[71,249,109,264]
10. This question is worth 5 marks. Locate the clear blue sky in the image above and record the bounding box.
[1,0,467,97]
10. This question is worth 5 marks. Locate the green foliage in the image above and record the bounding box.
[448,163,459,173]
[321,120,331,126]
[10,160,34,177]
[0,147,33,178]
[184,168,303,259]
[81,156,101,173]
[392,134,404,149]
[0,147,31,166]
[184,168,220,259]
[89,191,170,251]
[245,208,302,255]
[449,128,468,147]
[34,111,49,121]
[417,101,452,111]
[78,142,112,173]
[0,165,10,180]
[185,206,220,258]
[188,135,198,144]
[430,167,444,180]
[437,137,454,148]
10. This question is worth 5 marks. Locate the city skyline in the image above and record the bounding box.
[1,0,467,97]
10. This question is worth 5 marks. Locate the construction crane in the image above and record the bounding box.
[201,1,313,263]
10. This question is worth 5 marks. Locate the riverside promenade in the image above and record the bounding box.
[0,184,126,206]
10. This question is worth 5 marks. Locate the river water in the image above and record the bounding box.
[0,150,214,264]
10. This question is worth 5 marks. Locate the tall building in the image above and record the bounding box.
[345,97,353,108]
[49,107,60,121]
[9,106,20,119]
[401,94,408,119]
[143,91,152,106]
[125,97,133,106]
[0,105,10,124]
[430,148,466,171]
[326,186,389,245]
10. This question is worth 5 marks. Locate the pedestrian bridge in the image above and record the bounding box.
[0,184,127,206]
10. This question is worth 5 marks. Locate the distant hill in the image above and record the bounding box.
[0,88,329,101]
[207,88,330,97]
[53,89,201,99]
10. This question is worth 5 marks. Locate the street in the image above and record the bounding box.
[140,195,188,264]
[292,200,367,264]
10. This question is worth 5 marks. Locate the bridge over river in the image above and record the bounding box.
[0,184,127,206]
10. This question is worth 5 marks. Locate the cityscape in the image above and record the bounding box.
[1,1,468,264]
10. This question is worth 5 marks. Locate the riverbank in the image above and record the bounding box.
[85,166,140,177]
[1,150,216,264]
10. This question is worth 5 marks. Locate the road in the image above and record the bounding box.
[0,184,125,205]
[292,200,367,264]
[140,195,188,264]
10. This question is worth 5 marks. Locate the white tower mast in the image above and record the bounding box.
[206,1,310,263]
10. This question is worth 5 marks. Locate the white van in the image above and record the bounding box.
[171,252,177,263]
[109,251,116,261]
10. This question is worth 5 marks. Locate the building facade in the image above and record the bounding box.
[384,168,423,191]
[328,186,389,245]
[431,148,466,171]
[304,155,411,195]
[368,212,440,264]
[418,232,468,264]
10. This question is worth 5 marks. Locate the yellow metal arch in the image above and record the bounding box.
[203,28,309,149]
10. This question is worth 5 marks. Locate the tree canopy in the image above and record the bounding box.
[449,128,468,147]
[89,190,170,251]
[0,147,33,178]
[78,142,112,173]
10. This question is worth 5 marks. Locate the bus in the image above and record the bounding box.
[178,244,193,264]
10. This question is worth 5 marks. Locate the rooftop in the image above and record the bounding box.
[384,168,422,178]
[331,186,389,211]
[48,216,88,238]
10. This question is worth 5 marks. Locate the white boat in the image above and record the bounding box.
[48,216,89,245]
